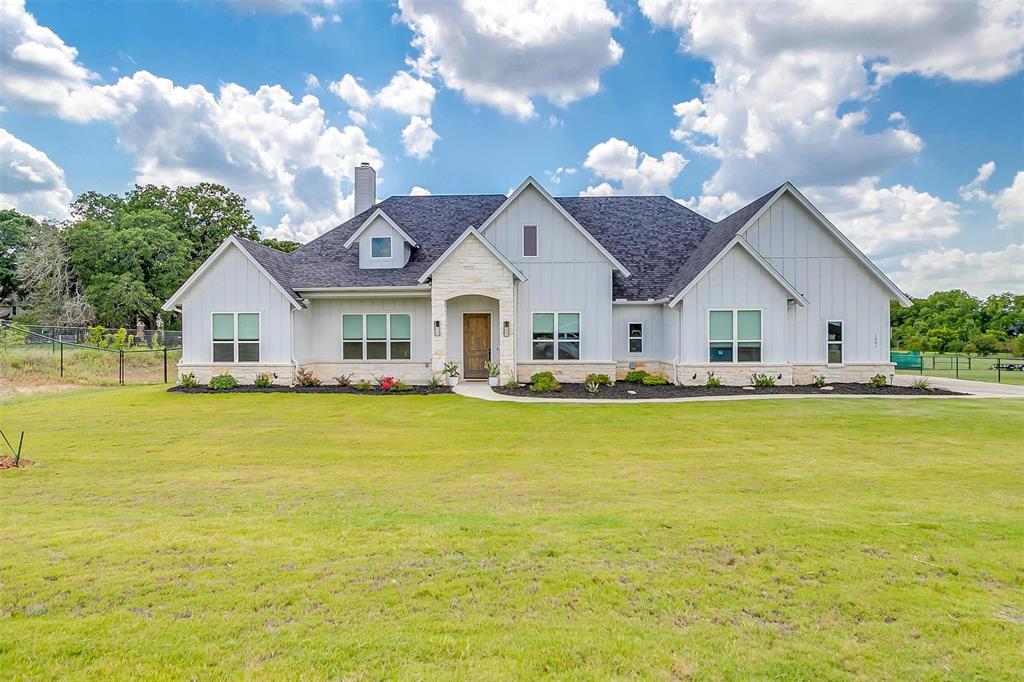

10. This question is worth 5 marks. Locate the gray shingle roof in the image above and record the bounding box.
[235,187,784,303]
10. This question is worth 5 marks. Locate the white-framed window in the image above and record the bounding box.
[212,312,260,363]
[827,320,843,364]
[532,312,580,360]
[370,236,392,259]
[342,313,411,360]
[522,224,538,258]
[708,309,761,362]
[628,322,643,354]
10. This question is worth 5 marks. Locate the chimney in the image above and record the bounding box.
[354,162,376,215]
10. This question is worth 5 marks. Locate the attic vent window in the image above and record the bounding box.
[371,236,392,259]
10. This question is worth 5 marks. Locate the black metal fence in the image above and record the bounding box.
[11,323,181,349]
[891,351,1024,383]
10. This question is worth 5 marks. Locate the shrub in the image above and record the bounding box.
[750,373,776,387]
[253,373,273,388]
[705,371,721,388]
[85,325,106,347]
[529,371,561,393]
[911,377,930,390]
[503,379,522,389]
[868,373,889,388]
[208,373,238,390]
[584,379,600,394]
[484,360,500,378]
[354,379,373,391]
[585,373,613,386]
[376,376,399,391]
[624,369,649,383]
[294,368,321,387]
[334,373,353,387]
[179,372,199,388]
[391,380,414,392]
[812,374,827,388]
[425,374,445,389]
[641,374,668,385]
[442,361,460,378]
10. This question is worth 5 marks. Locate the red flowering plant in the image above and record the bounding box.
[377,376,397,391]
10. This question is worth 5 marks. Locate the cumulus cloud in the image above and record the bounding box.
[401,116,440,160]
[0,128,72,219]
[329,73,373,111]
[375,71,436,117]
[892,243,1024,296]
[329,70,438,158]
[409,186,431,196]
[397,0,622,119]
[581,138,687,196]
[959,161,1024,228]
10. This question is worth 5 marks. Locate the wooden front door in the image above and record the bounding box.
[463,313,491,379]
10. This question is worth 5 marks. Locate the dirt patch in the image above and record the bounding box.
[495,382,965,400]
[0,455,34,470]
[169,385,453,396]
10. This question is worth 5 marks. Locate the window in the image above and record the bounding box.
[532,312,580,360]
[827,321,843,364]
[709,309,761,362]
[370,236,392,259]
[342,313,411,360]
[628,323,643,354]
[212,312,259,363]
[522,225,538,257]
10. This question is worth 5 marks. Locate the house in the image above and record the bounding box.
[162,164,911,386]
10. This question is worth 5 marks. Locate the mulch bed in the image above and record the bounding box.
[495,382,965,400]
[0,455,34,470]
[168,385,452,395]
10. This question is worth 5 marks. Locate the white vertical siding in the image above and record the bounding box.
[612,304,663,360]
[483,185,614,360]
[744,194,891,363]
[180,244,294,364]
[358,216,410,269]
[292,296,431,363]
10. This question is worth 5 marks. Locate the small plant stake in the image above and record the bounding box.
[1,428,26,467]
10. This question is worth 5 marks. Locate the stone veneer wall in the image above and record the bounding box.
[791,363,895,385]
[614,360,672,380]
[674,364,793,386]
[301,361,432,384]
[178,363,295,386]
[429,234,516,384]
[517,362,618,383]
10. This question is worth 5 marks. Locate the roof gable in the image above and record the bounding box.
[342,207,418,249]
[417,227,527,283]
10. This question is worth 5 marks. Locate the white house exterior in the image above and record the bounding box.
[163,169,911,386]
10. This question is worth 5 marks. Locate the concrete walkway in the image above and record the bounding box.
[453,377,1024,404]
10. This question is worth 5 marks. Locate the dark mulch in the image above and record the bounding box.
[495,382,965,400]
[168,385,452,395]
[0,455,34,470]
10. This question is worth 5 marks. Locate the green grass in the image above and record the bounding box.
[0,345,180,387]
[895,353,1024,386]
[2,388,1022,679]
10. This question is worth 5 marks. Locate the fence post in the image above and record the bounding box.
[955,355,959,379]
[997,362,1001,383]
[60,342,64,378]
[119,350,124,385]
[163,347,168,383]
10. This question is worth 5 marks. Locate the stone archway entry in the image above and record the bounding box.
[463,313,491,379]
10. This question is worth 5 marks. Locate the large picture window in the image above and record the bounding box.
[709,309,761,362]
[342,313,411,360]
[212,312,260,363]
[827,320,843,364]
[532,312,580,360]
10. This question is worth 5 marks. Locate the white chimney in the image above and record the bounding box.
[354,162,376,215]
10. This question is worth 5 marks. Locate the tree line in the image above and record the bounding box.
[891,290,1024,355]
[1,184,298,330]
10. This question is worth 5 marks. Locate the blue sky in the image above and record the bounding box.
[1,0,1021,295]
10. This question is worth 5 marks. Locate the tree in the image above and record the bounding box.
[0,209,33,300]
[260,238,301,253]
[83,273,161,328]
[14,220,93,325]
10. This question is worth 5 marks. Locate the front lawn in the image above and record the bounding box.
[1,388,1021,679]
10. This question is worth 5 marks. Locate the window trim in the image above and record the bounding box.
[707,308,762,363]
[341,312,412,360]
[522,224,538,258]
[627,321,644,355]
[826,319,844,366]
[211,311,261,364]
[531,311,582,361]
[369,235,393,260]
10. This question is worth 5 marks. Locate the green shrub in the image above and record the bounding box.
[294,368,321,387]
[391,381,414,392]
[484,360,500,378]
[624,369,649,383]
[750,373,776,387]
[208,373,238,390]
[334,373,353,387]
[584,379,600,394]
[812,374,827,388]
[503,379,522,389]
[585,373,613,386]
[868,373,889,388]
[911,377,930,390]
[179,372,199,388]
[641,374,668,385]
[705,372,721,388]
[529,371,561,393]
[85,325,106,347]
[425,375,444,389]
[253,373,273,388]
[354,379,373,391]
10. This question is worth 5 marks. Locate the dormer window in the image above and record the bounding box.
[371,236,392,259]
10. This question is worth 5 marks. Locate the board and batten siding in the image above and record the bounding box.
[743,193,892,363]
[483,185,614,361]
[179,243,294,364]
[292,297,431,363]
[674,244,790,364]
[357,215,412,269]
[612,304,663,361]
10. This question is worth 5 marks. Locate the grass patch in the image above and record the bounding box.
[0,345,180,387]
[1,388,1022,678]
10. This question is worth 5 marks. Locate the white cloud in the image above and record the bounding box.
[401,116,440,160]
[304,73,320,90]
[375,70,436,117]
[397,0,623,119]
[959,161,1024,228]
[409,186,431,196]
[227,0,339,30]
[893,243,1024,296]
[544,166,577,185]
[0,128,72,220]
[329,73,373,111]
[581,137,687,195]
